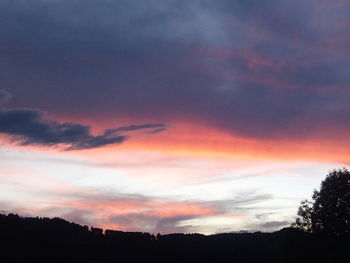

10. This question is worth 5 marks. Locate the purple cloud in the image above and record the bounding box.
[0,0,349,141]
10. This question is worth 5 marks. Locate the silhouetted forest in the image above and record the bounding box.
[1,213,349,263]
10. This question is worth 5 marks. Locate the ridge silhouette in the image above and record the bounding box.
[1,213,349,263]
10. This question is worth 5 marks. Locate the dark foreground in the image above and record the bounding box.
[1,214,349,262]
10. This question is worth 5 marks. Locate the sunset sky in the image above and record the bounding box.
[0,0,349,234]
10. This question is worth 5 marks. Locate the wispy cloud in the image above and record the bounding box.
[104,123,167,137]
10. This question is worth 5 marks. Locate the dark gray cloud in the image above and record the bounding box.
[0,107,126,150]
[145,127,167,135]
[104,123,167,137]
[61,209,92,226]
[109,213,194,234]
[0,104,166,150]
[1,0,349,141]
[206,193,274,214]
[257,220,291,230]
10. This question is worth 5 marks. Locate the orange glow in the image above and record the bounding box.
[2,116,349,164]
[58,119,350,165]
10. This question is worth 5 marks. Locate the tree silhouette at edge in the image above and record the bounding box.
[294,168,350,235]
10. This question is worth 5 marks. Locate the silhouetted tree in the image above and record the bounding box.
[294,199,313,232]
[90,226,103,234]
[294,168,350,235]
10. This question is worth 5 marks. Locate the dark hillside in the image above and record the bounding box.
[1,213,349,262]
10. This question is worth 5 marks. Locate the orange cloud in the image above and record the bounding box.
[48,194,220,232]
[99,121,350,164]
[3,114,349,164]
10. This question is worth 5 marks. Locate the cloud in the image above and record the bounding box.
[257,220,291,230]
[60,209,92,226]
[0,105,166,150]
[0,107,126,150]
[205,193,274,215]
[1,182,282,233]
[109,213,194,233]
[48,190,275,233]
[36,190,223,233]
[145,127,167,134]
[104,123,167,137]
[1,0,349,143]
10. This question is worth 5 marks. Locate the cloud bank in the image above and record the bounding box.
[1,0,349,143]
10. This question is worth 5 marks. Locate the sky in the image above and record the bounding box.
[0,0,349,234]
